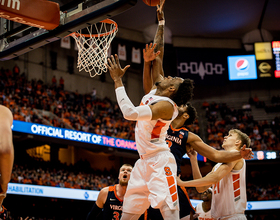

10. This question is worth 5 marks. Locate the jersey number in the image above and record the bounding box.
[213,182,220,195]
[113,211,119,220]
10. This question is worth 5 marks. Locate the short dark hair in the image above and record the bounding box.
[184,102,198,126]
[172,78,194,106]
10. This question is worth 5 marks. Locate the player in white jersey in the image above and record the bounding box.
[106,18,194,220]
[135,89,178,155]
[0,105,14,219]
[210,160,247,219]
[195,188,214,220]
[176,129,250,220]
[107,56,193,220]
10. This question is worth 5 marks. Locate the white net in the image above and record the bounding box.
[71,19,118,77]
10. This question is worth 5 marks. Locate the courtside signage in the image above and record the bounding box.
[227,55,257,80]
[12,121,279,161]
[12,120,137,151]
[7,183,99,201]
[12,121,205,161]
[7,183,279,210]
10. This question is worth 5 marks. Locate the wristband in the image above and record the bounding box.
[159,20,165,26]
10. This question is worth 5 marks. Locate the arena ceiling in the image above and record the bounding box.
[112,0,280,41]
[50,0,280,43]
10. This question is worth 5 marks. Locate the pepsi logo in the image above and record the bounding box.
[235,59,249,71]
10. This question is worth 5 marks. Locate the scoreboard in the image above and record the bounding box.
[253,150,279,160]
[272,41,280,78]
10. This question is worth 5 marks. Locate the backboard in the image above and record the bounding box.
[0,0,137,61]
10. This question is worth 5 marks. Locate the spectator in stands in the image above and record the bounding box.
[59,76,64,90]
[92,87,97,101]
[51,75,57,88]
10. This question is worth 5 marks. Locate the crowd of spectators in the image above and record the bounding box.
[0,67,136,140]
[203,101,280,151]
[0,66,201,141]
[11,165,114,192]
[10,158,118,192]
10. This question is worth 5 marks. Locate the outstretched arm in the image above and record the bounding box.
[0,105,14,208]
[177,161,236,191]
[151,7,165,84]
[187,132,253,161]
[142,4,165,94]
[107,55,174,121]
[187,149,207,192]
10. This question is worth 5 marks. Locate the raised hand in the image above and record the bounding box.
[157,0,165,15]
[240,144,254,160]
[143,43,161,63]
[106,54,130,82]
[186,147,197,160]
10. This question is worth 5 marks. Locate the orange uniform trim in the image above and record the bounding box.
[171,193,178,202]
[166,176,175,186]
[180,186,195,210]
[233,180,240,191]
[169,185,177,195]
[109,184,123,202]
[232,174,240,182]
[151,120,166,139]
[169,124,189,132]
[234,189,241,197]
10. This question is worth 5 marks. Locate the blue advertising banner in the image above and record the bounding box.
[12,121,209,161]
[227,55,257,80]
[7,183,99,201]
[12,120,137,151]
[7,183,279,210]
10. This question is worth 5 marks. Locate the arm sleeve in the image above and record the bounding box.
[116,86,152,121]
[86,202,102,220]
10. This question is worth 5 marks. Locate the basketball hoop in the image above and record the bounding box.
[70,19,118,77]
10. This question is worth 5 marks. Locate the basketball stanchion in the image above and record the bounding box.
[70,19,118,78]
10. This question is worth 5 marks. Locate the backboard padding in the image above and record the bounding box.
[0,0,137,61]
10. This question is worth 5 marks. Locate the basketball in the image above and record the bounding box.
[143,0,161,7]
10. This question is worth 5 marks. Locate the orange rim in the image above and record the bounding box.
[70,19,118,38]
